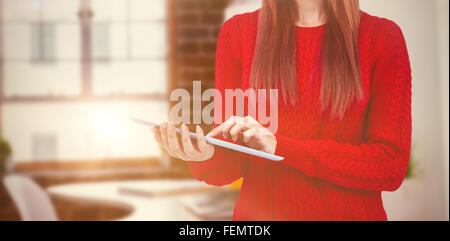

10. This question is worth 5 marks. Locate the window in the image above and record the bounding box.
[2,0,80,97]
[91,0,167,96]
[92,23,110,61]
[31,22,56,62]
[1,0,169,162]
[32,133,58,160]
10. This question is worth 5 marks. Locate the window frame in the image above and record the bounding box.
[30,21,57,63]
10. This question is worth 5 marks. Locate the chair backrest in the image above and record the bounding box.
[3,175,58,221]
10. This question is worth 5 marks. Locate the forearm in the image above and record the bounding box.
[275,134,410,191]
[187,144,249,186]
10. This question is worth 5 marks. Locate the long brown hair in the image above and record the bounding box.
[250,0,363,119]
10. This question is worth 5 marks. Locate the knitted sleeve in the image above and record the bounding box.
[187,16,249,186]
[275,19,412,191]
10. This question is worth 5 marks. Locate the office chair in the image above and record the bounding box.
[3,175,58,221]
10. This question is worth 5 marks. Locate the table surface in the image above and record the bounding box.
[47,179,231,221]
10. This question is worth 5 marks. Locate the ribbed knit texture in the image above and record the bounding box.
[187,10,412,221]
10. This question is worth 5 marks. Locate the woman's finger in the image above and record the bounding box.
[229,122,249,142]
[151,127,163,145]
[220,116,241,139]
[206,116,240,138]
[243,115,259,125]
[158,123,176,156]
[167,123,185,158]
[180,124,197,156]
[196,125,207,152]
[159,123,169,147]
[206,125,221,137]
[243,127,259,143]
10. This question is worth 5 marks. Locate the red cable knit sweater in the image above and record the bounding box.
[188,10,412,221]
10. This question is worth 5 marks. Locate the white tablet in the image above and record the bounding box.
[130,117,284,162]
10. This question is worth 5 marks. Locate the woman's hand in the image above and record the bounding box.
[207,116,277,154]
[151,123,215,162]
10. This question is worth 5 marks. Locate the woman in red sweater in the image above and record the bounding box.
[151,0,411,221]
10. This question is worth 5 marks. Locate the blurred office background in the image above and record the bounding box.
[0,0,448,221]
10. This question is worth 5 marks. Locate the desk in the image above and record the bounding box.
[47,179,232,221]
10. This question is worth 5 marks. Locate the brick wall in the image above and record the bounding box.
[173,0,230,130]
[166,0,230,169]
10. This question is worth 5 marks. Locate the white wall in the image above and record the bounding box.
[225,0,449,221]
[360,0,448,221]
[435,0,449,220]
